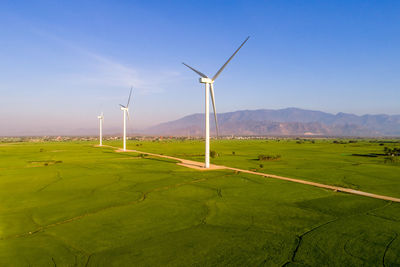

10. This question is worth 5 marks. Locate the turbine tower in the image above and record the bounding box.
[183,36,249,168]
[120,88,133,151]
[97,112,104,146]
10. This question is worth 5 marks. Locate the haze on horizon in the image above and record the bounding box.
[1,0,399,136]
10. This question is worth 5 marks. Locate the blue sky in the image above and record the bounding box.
[0,0,399,135]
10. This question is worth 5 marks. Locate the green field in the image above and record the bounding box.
[119,139,400,198]
[1,140,400,266]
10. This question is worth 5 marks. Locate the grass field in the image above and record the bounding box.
[116,139,400,198]
[1,140,400,266]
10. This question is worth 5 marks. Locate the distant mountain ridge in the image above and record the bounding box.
[145,108,400,137]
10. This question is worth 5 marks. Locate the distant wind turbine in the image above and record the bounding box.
[97,112,104,146]
[120,88,133,151]
[182,36,249,168]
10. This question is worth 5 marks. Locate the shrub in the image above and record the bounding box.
[210,150,217,158]
[258,154,281,161]
[384,147,400,156]
[259,164,264,168]
[333,140,346,144]
[232,151,235,155]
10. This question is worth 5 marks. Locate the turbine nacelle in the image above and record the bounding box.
[199,78,214,84]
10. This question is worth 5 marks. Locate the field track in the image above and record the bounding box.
[101,145,400,203]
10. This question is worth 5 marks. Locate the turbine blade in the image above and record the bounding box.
[210,83,219,138]
[119,104,126,108]
[212,36,250,81]
[127,88,133,108]
[182,62,208,78]
[127,109,130,120]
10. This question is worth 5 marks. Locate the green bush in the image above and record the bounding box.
[384,147,400,156]
[258,154,281,161]
[333,140,346,144]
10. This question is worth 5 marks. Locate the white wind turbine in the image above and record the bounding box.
[97,112,104,146]
[119,88,133,151]
[183,36,249,168]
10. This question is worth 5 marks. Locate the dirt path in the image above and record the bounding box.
[101,145,400,203]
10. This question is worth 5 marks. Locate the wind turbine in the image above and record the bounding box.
[120,88,133,151]
[97,112,104,146]
[183,36,249,168]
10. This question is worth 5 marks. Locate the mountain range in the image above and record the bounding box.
[144,108,400,137]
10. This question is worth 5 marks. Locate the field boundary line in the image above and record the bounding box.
[0,176,209,241]
[100,145,400,203]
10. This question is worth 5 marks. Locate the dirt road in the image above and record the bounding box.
[101,145,400,203]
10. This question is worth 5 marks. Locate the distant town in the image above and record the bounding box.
[1,135,399,143]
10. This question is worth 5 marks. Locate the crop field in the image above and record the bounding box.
[1,140,400,266]
[117,139,400,198]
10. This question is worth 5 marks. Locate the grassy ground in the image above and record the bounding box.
[0,140,399,266]
[114,139,400,199]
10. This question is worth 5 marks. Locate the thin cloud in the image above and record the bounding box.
[29,25,184,94]
[82,52,183,94]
